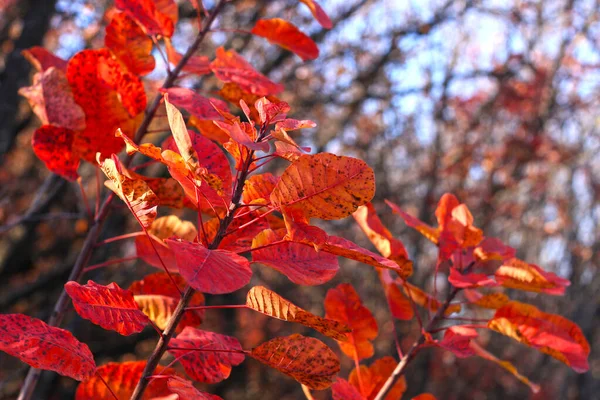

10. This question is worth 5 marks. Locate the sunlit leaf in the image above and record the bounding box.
[271,153,375,220]
[105,12,155,76]
[246,286,350,341]
[488,301,590,373]
[0,314,95,381]
[349,357,406,400]
[251,19,319,61]
[168,327,244,383]
[250,334,340,389]
[464,291,510,309]
[448,268,498,289]
[75,361,177,399]
[210,47,284,96]
[164,38,210,75]
[495,258,570,295]
[115,0,174,37]
[325,283,378,360]
[385,199,439,244]
[433,326,478,358]
[251,229,339,285]
[65,280,149,335]
[242,173,279,205]
[161,87,223,120]
[299,0,332,29]
[31,125,80,180]
[22,46,68,72]
[165,238,252,294]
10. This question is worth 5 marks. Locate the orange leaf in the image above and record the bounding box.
[165,238,252,294]
[322,236,412,278]
[470,341,540,393]
[251,229,339,285]
[22,46,68,72]
[65,280,150,335]
[349,357,406,400]
[246,286,350,341]
[105,12,155,76]
[325,283,378,360]
[67,49,145,161]
[495,258,570,295]
[488,301,590,373]
[299,0,332,29]
[75,361,177,399]
[161,87,224,120]
[381,271,414,320]
[447,268,498,289]
[217,82,280,124]
[332,378,364,400]
[250,334,340,389]
[385,199,439,244]
[202,210,269,252]
[464,291,510,309]
[0,314,95,381]
[19,67,85,131]
[402,282,461,316]
[242,173,279,205]
[115,0,174,37]
[270,153,375,220]
[166,376,223,400]
[433,326,478,358]
[31,125,80,180]
[98,154,158,229]
[210,47,284,96]
[353,203,412,268]
[164,38,210,75]
[168,327,244,383]
[251,19,319,61]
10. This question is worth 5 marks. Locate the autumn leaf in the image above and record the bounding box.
[251,19,319,61]
[166,376,223,400]
[322,236,412,278]
[246,286,350,340]
[67,48,145,161]
[385,199,439,244]
[210,47,284,96]
[168,327,244,383]
[250,334,340,389]
[19,67,85,131]
[75,361,177,399]
[495,258,570,295]
[353,203,411,267]
[214,120,269,152]
[217,82,281,124]
[270,153,375,220]
[432,326,478,358]
[325,283,378,360]
[464,291,510,309]
[380,270,414,320]
[31,125,80,180]
[0,314,95,381]
[242,173,279,205]
[165,238,252,294]
[250,229,339,285]
[332,378,364,400]
[349,357,406,400]
[488,301,590,372]
[202,210,269,252]
[164,38,210,75]
[402,282,461,316]
[161,87,224,120]
[98,154,158,229]
[470,341,540,393]
[130,273,205,332]
[115,0,175,37]
[299,0,332,29]
[447,268,498,289]
[105,12,155,76]
[65,280,150,335]
[22,46,68,72]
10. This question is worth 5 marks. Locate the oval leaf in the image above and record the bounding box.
[0,314,95,381]
[65,280,150,335]
[246,286,350,341]
[31,125,80,180]
[270,153,375,220]
[250,334,340,390]
[251,19,319,61]
[165,238,252,294]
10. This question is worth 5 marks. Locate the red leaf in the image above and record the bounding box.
[299,0,333,29]
[214,120,269,151]
[164,38,210,75]
[210,47,284,96]
[0,314,95,381]
[332,378,364,400]
[251,19,319,61]
[115,0,174,37]
[349,357,407,400]
[160,87,224,120]
[447,268,498,289]
[325,283,378,360]
[251,229,339,285]
[75,361,177,399]
[166,376,223,400]
[495,258,570,295]
[242,173,279,205]
[488,301,590,373]
[168,327,244,383]
[435,326,478,358]
[202,210,269,253]
[31,125,80,180]
[381,270,414,320]
[65,280,150,335]
[22,46,68,72]
[385,199,439,243]
[105,12,155,76]
[165,238,252,294]
[67,49,146,161]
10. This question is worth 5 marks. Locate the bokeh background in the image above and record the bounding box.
[0,0,599,399]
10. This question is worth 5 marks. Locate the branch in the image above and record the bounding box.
[16,2,228,398]
[372,286,461,400]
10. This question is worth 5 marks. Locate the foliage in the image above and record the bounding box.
[0,0,591,399]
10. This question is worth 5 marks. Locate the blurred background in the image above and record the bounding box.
[0,0,598,399]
